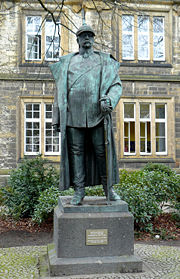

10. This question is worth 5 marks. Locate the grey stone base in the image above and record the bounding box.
[48,196,143,276]
[48,244,142,276]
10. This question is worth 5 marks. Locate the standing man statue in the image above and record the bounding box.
[50,23,122,205]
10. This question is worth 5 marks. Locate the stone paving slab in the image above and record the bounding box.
[0,244,180,279]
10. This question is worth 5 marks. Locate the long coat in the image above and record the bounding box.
[50,52,122,190]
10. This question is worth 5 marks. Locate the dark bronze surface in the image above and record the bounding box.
[50,24,122,205]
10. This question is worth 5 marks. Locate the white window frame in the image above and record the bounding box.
[155,103,167,155]
[122,15,134,60]
[25,16,42,61]
[138,16,150,60]
[45,19,60,61]
[139,103,152,155]
[123,103,136,155]
[44,104,61,155]
[24,103,41,155]
[153,16,165,61]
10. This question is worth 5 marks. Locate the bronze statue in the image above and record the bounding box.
[50,24,122,205]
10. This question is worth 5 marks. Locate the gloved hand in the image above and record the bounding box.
[99,97,112,115]
[53,124,60,132]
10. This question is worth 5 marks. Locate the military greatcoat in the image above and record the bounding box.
[50,51,122,190]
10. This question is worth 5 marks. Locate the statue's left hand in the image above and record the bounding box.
[99,97,112,114]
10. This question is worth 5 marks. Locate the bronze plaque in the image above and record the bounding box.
[86,229,108,245]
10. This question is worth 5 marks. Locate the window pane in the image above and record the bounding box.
[124,103,134,118]
[138,16,149,60]
[33,145,40,152]
[46,145,52,152]
[153,17,164,33]
[153,17,165,61]
[45,19,59,60]
[46,129,52,137]
[33,104,40,111]
[33,129,39,136]
[140,122,145,137]
[130,122,135,153]
[140,121,151,154]
[26,122,32,129]
[26,104,32,110]
[140,104,150,119]
[122,15,134,60]
[156,123,165,137]
[138,35,149,60]
[44,103,60,154]
[26,111,32,118]
[26,16,42,60]
[122,15,133,31]
[147,122,151,153]
[124,122,128,137]
[46,123,52,129]
[26,145,32,152]
[140,139,145,152]
[26,16,41,34]
[46,104,52,111]
[33,111,40,118]
[156,104,165,119]
[156,138,165,152]
[122,35,134,59]
[46,112,52,119]
[124,138,129,152]
[53,145,59,152]
[33,122,39,129]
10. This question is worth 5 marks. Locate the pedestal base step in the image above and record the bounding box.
[48,244,143,276]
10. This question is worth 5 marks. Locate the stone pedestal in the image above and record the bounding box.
[48,196,142,276]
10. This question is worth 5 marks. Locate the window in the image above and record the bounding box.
[120,14,166,62]
[140,104,151,154]
[119,98,172,158]
[155,104,167,154]
[25,16,60,61]
[124,103,136,154]
[22,99,60,157]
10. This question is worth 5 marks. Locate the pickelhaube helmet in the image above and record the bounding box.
[76,23,95,37]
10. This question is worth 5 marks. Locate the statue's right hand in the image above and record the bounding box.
[53,124,60,132]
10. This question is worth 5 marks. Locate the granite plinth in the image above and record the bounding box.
[58,196,129,213]
[48,196,143,276]
[48,244,142,276]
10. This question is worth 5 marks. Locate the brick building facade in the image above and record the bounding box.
[0,0,180,185]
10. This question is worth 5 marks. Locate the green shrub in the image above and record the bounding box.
[85,185,104,196]
[114,166,180,231]
[114,170,161,231]
[32,164,179,230]
[32,187,74,224]
[0,187,5,205]
[2,157,59,219]
[142,162,174,176]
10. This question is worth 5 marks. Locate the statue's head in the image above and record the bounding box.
[76,23,95,49]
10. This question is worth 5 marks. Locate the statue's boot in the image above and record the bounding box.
[101,176,121,201]
[70,186,85,205]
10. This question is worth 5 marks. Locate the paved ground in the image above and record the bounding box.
[0,243,180,278]
[41,244,180,279]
